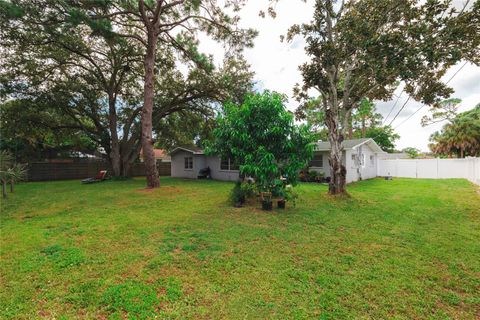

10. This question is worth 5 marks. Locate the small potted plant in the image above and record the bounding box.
[277,189,286,209]
[261,192,273,211]
[308,170,318,182]
[284,185,298,208]
[317,171,325,183]
[230,181,245,207]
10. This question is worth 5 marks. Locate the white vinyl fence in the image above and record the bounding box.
[378,157,480,185]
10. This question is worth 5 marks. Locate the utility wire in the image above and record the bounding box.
[393,61,468,130]
[382,90,403,125]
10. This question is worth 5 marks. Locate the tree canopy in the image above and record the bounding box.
[0,0,255,181]
[429,104,480,158]
[283,0,479,194]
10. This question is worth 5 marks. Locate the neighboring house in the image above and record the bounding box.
[170,146,240,181]
[171,138,386,183]
[308,138,386,183]
[139,148,171,162]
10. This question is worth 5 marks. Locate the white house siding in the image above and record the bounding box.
[359,145,378,180]
[206,156,240,182]
[171,151,240,181]
[308,151,331,177]
[171,150,199,179]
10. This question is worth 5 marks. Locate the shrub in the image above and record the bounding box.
[229,181,257,207]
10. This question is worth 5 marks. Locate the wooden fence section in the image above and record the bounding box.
[27,161,171,181]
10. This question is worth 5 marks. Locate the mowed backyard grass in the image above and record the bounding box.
[1,177,479,319]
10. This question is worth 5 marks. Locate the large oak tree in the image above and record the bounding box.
[284,0,479,194]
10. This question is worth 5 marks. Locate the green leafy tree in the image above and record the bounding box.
[0,99,97,162]
[356,126,399,153]
[422,98,461,126]
[208,91,315,195]
[297,99,399,152]
[402,147,420,159]
[429,105,480,158]
[1,1,255,179]
[61,0,257,188]
[282,0,479,195]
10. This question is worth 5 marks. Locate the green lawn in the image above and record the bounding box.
[1,177,479,319]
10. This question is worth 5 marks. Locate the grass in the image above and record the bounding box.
[1,177,479,319]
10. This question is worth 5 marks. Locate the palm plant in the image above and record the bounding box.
[0,151,27,198]
[429,106,480,158]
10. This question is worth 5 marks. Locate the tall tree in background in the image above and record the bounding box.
[296,98,399,153]
[1,0,255,182]
[81,0,256,188]
[284,0,479,195]
[429,105,480,158]
[421,98,461,126]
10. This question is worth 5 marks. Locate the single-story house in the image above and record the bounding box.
[170,138,386,183]
[170,146,240,181]
[308,138,386,183]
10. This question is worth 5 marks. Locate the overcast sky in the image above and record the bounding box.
[199,0,480,152]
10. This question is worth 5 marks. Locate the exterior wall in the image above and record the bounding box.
[171,152,240,181]
[206,156,240,182]
[308,151,330,177]
[346,145,380,183]
[378,157,480,185]
[345,149,357,183]
[359,145,378,180]
[171,150,198,179]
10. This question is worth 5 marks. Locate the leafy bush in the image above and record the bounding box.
[208,91,315,195]
[308,170,318,182]
[230,180,258,206]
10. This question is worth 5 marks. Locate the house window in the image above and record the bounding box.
[184,157,193,169]
[370,155,375,166]
[309,154,323,167]
[220,158,238,171]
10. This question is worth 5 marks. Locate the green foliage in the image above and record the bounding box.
[0,100,97,162]
[229,180,257,206]
[422,98,462,126]
[402,147,420,159]
[289,0,478,193]
[429,105,480,157]
[208,91,315,193]
[361,126,400,153]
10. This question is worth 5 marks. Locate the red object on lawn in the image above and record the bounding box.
[82,170,108,184]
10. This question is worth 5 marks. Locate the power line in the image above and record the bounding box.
[393,61,468,130]
[387,96,411,127]
[382,90,403,125]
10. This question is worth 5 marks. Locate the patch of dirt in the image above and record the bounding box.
[135,186,183,198]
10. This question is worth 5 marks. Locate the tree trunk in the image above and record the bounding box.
[460,147,464,158]
[10,177,14,193]
[325,109,347,195]
[361,117,366,138]
[108,95,122,177]
[2,179,7,198]
[141,33,160,188]
[348,112,353,139]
